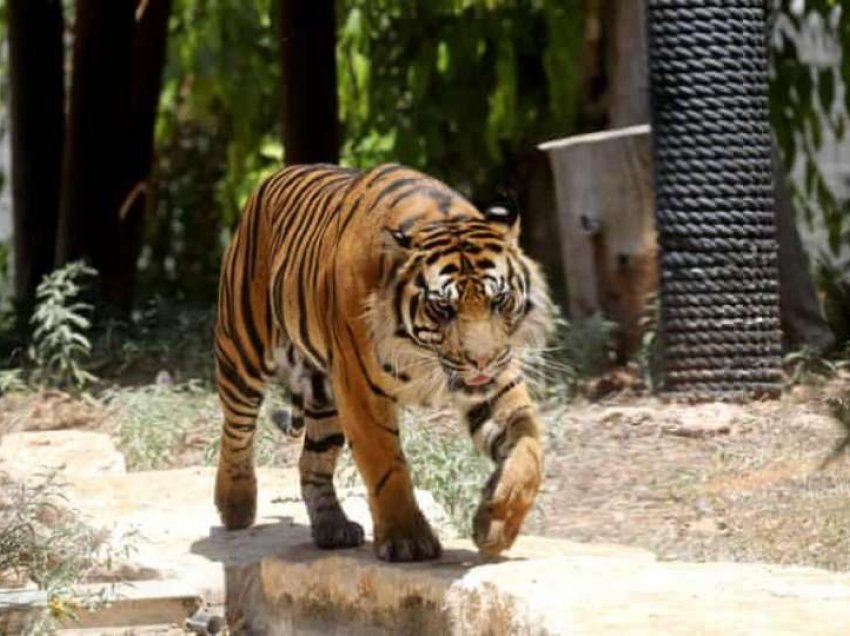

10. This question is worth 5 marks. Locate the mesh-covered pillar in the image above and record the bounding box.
[647,0,783,398]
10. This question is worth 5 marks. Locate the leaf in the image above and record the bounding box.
[818,68,835,114]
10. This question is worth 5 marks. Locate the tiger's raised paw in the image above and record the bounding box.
[472,439,541,556]
[312,517,365,549]
[373,513,442,562]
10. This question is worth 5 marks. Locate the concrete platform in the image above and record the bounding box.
[3,431,850,634]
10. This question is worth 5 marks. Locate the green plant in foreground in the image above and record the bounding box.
[28,262,98,391]
[822,394,850,470]
[108,381,294,471]
[0,473,129,634]
[783,346,840,386]
[0,368,27,396]
[635,292,663,393]
[105,381,219,471]
[400,410,490,533]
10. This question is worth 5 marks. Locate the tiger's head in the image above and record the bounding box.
[370,200,552,402]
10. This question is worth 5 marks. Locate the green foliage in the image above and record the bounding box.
[146,0,585,299]
[783,345,841,384]
[107,381,295,471]
[89,302,216,385]
[0,367,26,395]
[338,0,584,197]
[770,0,850,254]
[400,409,491,532]
[105,380,217,471]
[554,313,617,381]
[28,262,97,391]
[0,473,131,633]
[814,259,850,345]
[635,292,663,393]
[146,0,281,300]
[823,387,850,468]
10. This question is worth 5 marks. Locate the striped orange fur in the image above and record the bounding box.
[215,163,552,561]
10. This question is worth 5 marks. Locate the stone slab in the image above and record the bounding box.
[0,430,126,483]
[4,438,850,634]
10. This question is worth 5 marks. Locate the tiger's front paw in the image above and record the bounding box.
[312,516,365,549]
[215,466,257,530]
[473,437,541,556]
[373,511,442,562]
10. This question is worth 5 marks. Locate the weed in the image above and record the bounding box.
[28,262,97,391]
[104,381,219,471]
[822,394,850,469]
[635,292,663,393]
[554,312,617,381]
[784,346,841,386]
[0,367,26,396]
[400,409,490,532]
[0,473,131,633]
[106,381,297,471]
[89,301,216,385]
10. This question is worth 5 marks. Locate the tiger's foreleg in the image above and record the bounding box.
[333,378,442,562]
[214,337,266,530]
[463,376,542,556]
[297,370,365,549]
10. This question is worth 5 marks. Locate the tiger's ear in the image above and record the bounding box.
[484,193,520,244]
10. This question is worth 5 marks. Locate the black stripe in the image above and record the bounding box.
[301,478,332,488]
[218,379,260,414]
[372,178,422,209]
[303,408,338,420]
[466,377,523,435]
[387,185,427,209]
[426,187,454,213]
[493,377,522,404]
[215,348,263,404]
[306,469,334,480]
[374,467,396,496]
[345,324,396,401]
[366,163,406,186]
[227,422,256,432]
[467,402,492,435]
[304,433,346,453]
[489,429,507,462]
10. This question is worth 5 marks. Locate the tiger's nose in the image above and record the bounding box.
[471,354,491,370]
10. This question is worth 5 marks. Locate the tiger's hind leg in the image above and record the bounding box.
[214,338,266,530]
[297,369,364,549]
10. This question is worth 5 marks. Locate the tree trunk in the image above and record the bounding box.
[604,0,649,127]
[277,0,340,164]
[113,0,173,311]
[7,0,64,318]
[55,0,136,314]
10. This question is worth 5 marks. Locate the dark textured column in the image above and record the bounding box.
[647,0,782,398]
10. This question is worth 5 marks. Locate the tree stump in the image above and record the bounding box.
[539,125,657,359]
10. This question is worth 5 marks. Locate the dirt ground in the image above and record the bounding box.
[2,377,850,574]
[529,379,850,572]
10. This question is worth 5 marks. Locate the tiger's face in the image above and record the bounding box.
[373,202,551,400]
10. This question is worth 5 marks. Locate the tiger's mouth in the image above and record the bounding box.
[464,373,494,387]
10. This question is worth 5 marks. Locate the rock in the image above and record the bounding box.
[0,430,126,484]
[660,403,737,438]
[18,461,850,635]
[60,467,458,603]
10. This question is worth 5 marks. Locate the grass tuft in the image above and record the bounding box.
[0,473,134,634]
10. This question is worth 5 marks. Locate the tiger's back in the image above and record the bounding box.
[215,163,551,561]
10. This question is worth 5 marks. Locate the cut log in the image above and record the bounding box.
[539,125,657,358]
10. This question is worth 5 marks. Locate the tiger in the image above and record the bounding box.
[214,163,552,562]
